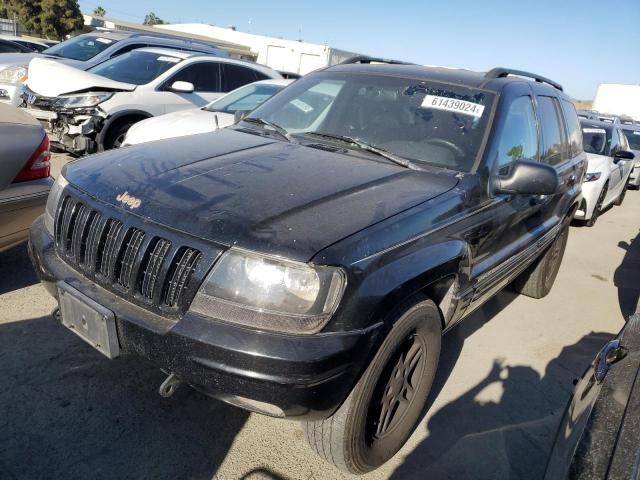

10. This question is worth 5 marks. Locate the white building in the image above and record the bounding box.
[155,23,360,75]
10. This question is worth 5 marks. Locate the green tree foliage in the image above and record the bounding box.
[9,0,43,33]
[39,0,83,39]
[143,11,165,25]
[93,5,106,17]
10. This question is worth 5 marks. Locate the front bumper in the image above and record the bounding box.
[574,175,606,220]
[28,215,378,419]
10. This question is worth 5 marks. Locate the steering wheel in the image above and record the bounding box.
[425,138,465,158]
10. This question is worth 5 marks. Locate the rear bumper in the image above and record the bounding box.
[0,177,51,252]
[28,215,379,419]
[630,165,640,186]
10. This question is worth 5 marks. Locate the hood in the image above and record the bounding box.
[124,109,234,145]
[585,153,611,173]
[65,129,458,262]
[26,57,135,97]
[0,52,41,69]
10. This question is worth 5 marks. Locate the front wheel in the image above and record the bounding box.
[103,122,135,150]
[586,181,608,227]
[304,296,441,474]
[512,223,569,299]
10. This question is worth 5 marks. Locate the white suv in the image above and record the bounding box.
[22,47,281,154]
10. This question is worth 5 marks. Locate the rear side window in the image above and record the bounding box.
[495,96,539,175]
[537,96,568,165]
[110,43,148,58]
[221,64,268,92]
[168,62,221,92]
[561,100,583,157]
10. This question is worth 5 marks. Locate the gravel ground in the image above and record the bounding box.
[0,156,638,479]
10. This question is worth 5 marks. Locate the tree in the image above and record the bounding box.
[39,0,83,39]
[143,11,165,25]
[9,0,42,34]
[93,5,105,17]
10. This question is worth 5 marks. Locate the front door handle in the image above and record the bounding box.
[566,174,577,186]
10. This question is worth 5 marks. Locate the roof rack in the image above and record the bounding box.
[485,67,563,91]
[340,55,414,66]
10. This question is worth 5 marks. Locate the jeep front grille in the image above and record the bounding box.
[55,194,207,314]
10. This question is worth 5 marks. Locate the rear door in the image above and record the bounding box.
[219,63,270,93]
[606,128,624,202]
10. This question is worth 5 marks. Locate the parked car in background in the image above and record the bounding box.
[123,78,292,146]
[577,109,599,121]
[544,314,640,480]
[29,62,585,474]
[0,103,52,252]
[23,48,282,154]
[0,38,34,54]
[0,30,228,107]
[622,124,640,189]
[0,35,49,52]
[574,120,634,226]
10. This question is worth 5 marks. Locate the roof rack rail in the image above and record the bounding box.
[340,55,414,66]
[485,67,563,91]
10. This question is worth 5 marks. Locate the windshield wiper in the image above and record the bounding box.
[302,132,421,170]
[242,117,294,143]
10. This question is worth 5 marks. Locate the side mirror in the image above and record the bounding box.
[493,160,559,196]
[614,150,635,162]
[234,110,249,124]
[170,81,194,94]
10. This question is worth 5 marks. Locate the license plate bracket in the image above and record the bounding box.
[57,282,120,359]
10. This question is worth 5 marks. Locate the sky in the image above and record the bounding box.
[78,0,640,100]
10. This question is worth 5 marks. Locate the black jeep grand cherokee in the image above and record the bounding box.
[29,62,585,474]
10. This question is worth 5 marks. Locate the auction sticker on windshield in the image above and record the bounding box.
[583,128,607,134]
[422,95,485,118]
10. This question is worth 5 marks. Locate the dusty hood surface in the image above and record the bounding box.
[0,52,40,69]
[26,57,135,97]
[585,153,612,173]
[65,128,458,261]
[124,109,234,145]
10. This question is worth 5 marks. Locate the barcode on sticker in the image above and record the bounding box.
[421,95,485,118]
[157,56,181,63]
[290,99,313,113]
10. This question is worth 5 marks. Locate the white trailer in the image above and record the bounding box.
[592,83,640,120]
[156,23,360,75]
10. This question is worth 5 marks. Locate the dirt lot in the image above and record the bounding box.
[1,155,638,479]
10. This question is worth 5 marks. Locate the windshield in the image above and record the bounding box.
[582,127,608,154]
[88,51,182,85]
[245,71,495,171]
[43,35,115,61]
[205,83,284,114]
[623,129,640,150]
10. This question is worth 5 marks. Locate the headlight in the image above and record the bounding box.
[190,249,346,334]
[54,92,113,109]
[44,174,69,235]
[584,172,601,182]
[0,65,27,84]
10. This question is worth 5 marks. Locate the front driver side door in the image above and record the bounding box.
[157,61,224,114]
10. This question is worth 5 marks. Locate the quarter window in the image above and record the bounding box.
[561,100,583,157]
[495,96,538,175]
[537,96,568,165]
[221,64,267,92]
[167,62,221,92]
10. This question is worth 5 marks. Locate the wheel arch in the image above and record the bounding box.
[96,109,153,150]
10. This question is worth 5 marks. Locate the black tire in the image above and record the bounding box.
[102,121,135,150]
[586,181,608,227]
[304,296,441,474]
[512,223,569,299]
[614,178,629,206]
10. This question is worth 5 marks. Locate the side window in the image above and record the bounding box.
[537,96,569,165]
[560,100,583,157]
[618,128,629,151]
[110,43,147,58]
[166,62,220,92]
[220,64,264,92]
[609,128,620,155]
[495,96,539,175]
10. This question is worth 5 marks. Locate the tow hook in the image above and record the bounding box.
[159,372,182,398]
[594,339,627,384]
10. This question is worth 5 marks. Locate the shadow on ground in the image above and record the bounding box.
[0,314,249,480]
[391,325,613,479]
[0,244,39,295]
[615,229,640,319]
